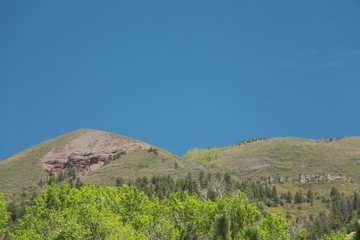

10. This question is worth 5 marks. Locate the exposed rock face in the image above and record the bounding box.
[40,129,152,174]
[247,173,353,185]
[46,150,126,173]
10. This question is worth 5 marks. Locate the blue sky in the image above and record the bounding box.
[1,0,360,159]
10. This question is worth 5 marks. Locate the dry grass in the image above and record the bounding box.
[184,137,360,180]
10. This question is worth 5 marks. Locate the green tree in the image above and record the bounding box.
[259,213,290,240]
[213,213,231,240]
[0,193,10,239]
[285,191,292,204]
[317,231,347,240]
[11,184,149,239]
[354,220,360,240]
[272,186,279,204]
[216,191,259,239]
[115,177,124,187]
[306,190,314,206]
[48,168,55,184]
[164,191,215,239]
[294,191,303,204]
[243,226,260,240]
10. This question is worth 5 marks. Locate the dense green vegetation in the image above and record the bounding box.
[1,184,290,240]
[2,172,359,239]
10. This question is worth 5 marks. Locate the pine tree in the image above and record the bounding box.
[48,168,55,184]
[306,190,314,206]
[272,186,279,203]
[213,213,231,240]
[354,221,360,240]
[285,191,292,204]
[116,177,124,187]
[294,191,303,204]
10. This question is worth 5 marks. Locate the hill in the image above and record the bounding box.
[0,129,201,197]
[184,137,360,182]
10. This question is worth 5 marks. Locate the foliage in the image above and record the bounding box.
[2,172,360,240]
[0,193,9,239]
[3,183,291,240]
[259,213,290,240]
[317,231,348,240]
[213,213,231,240]
[183,147,226,164]
[147,147,159,155]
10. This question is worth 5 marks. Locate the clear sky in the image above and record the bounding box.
[1,0,360,159]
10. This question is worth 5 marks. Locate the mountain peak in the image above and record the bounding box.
[39,129,150,174]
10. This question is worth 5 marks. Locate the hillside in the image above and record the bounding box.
[184,137,360,182]
[0,129,201,197]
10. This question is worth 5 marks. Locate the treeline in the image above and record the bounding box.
[235,138,268,146]
[116,172,360,240]
[1,183,358,240]
[2,171,360,239]
[39,168,83,189]
[1,184,291,240]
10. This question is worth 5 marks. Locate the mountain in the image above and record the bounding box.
[184,137,360,183]
[2,131,360,199]
[0,129,201,196]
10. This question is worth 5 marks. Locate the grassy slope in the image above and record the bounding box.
[82,148,201,185]
[267,181,360,219]
[0,130,86,197]
[0,129,202,197]
[184,137,360,218]
[184,137,360,180]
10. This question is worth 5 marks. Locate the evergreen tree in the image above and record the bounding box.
[116,177,124,187]
[285,191,292,204]
[265,186,272,199]
[294,191,303,204]
[57,170,65,183]
[243,227,260,240]
[207,190,216,201]
[272,186,279,203]
[306,190,314,206]
[354,220,360,240]
[224,172,231,185]
[213,213,231,240]
[354,191,359,210]
[199,171,205,188]
[47,168,55,184]
[75,177,83,189]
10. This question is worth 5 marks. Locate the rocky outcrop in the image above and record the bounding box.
[247,173,353,185]
[45,150,126,173]
[40,129,155,175]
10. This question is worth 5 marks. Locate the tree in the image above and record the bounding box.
[294,191,303,204]
[11,184,149,239]
[208,176,226,198]
[0,193,9,239]
[199,171,205,188]
[259,213,290,240]
[57,170,65,183]
[272,186,279,204]
[306,190,314,206]
[48,168,55,184]
[216,191,259,239]
[213,213,231,240]
[243,226,260,240]
[116,177,124,187]
[207,190,216,201]
[317,231,347,240]
[354,220,360,240]
[285,191,293,204]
